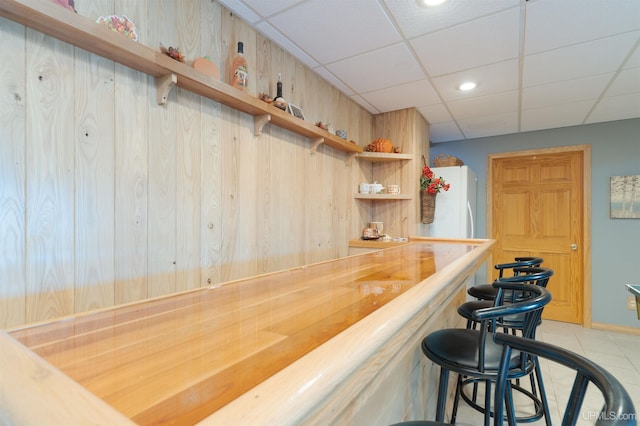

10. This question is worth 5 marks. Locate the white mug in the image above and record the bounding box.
[359,183,371,193]
[370,183,384,194]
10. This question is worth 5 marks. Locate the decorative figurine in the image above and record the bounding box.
[160,44,185,63]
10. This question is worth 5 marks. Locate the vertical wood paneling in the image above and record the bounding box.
[219,106,258,281]
[175,0,202,291]
[114,0,149,304]
[255,36,274,273]
[73,0,116,314]
[219,15,258,281]
[25,30,75,323]
[0,17,26,327]
[200,0,223,288]
[147,0,178,297]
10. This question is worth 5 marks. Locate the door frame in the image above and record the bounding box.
[487,145,592,327]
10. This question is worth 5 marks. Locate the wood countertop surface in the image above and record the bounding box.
[1,237,494,425]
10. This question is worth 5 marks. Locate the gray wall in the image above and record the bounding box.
[430,118,640,329]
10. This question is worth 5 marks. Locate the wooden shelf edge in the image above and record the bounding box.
[356,152,414,162]
[353,194,413,200]
[0,0,363,155]
[348,239,409,249]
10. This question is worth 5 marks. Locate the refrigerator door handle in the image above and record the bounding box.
[467,200,474,239]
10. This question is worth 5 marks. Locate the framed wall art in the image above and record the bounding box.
[610,175,640,218]
[288,103,305,120]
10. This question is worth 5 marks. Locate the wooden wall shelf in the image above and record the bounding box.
[0,0,363,155]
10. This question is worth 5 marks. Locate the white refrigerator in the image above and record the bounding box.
[429,165,478,292]
[429,165,477,239]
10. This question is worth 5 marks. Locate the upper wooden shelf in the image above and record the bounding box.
[0,0,363,155]
[356,152,413,162]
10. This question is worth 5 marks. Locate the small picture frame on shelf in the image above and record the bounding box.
[288,103,305,120]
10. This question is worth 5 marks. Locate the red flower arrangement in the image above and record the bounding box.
[420,166,450,194]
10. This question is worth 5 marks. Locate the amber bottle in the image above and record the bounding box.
[230,41,248,91]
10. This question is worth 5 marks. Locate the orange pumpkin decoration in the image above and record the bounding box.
[365,138,395,153]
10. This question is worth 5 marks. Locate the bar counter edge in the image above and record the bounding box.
[0,237,494,426]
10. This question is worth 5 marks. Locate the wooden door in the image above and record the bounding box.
[488,147,591,324]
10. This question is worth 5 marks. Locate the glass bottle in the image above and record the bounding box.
[231,41,248,91]
[273,73,288,111]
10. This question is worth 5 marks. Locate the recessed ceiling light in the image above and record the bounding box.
[418,0,449,7]
[459,82,477,91]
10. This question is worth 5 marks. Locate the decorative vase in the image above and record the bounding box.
[421,190,437,224]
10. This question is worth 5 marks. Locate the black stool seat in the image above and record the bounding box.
[423,329,521,371]
[467,284,497,301]
[467,257,544,301]
[457,299,493,321]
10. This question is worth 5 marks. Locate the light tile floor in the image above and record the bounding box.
[452,320,640,425]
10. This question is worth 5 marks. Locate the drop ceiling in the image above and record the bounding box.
[218,0,640,143]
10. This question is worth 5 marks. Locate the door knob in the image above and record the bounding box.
[571,243,578,250]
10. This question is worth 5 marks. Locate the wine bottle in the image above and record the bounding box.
[273,73,288,111]
[230,41,248,91]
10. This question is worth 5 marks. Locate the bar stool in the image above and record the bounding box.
[458,266,552,330]
[467,257,544,302]
[421,280,552,426]
[457,267,554,424]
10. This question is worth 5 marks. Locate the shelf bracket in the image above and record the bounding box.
[254,114,271,136]
[310,138,325,154]
[156,73,177,105]
[345,152,357,166]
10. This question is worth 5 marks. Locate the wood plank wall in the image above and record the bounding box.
[0,0,428,329]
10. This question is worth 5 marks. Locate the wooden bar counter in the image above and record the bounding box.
[0,237,493,425]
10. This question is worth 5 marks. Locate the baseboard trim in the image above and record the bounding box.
[591,322,640,336]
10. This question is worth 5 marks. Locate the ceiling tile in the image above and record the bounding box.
[605,67,640,97]
[361,80,440,113]
[523,31,640,88]
[448,91,518,121]
[524,0,640,55]
[410,7,520,77]
[384,0,519,39]
[431,60,518,102]
[267,0,401,64]
[417,103,453,125]
[326,43,425,94]
[521,100,595,132]
[624,44,640,69]
[522,73,614,110]
[587,93,640,124]
[256,22,319,69]
[238,0,304,18]
[457,111,519,139]
[429,121,465,143]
